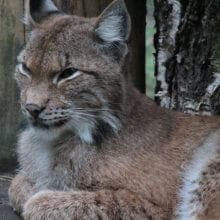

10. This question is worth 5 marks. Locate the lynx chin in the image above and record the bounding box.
[9,0,220,219]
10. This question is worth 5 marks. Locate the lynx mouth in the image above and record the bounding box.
[31,118,69,129]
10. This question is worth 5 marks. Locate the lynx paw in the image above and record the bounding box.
[23,190,72,220]
[8,174,36,214]
[22,190,110,220]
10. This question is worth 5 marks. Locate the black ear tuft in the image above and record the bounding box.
[30,1,43,14]
[26,0,60,25]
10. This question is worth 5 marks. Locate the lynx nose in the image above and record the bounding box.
[25,104,44,119]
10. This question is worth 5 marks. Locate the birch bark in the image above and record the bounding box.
[154,0,220,115]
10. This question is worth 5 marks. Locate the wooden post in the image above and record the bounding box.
[0,0,24,172]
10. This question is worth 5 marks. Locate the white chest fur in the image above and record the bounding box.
[18,127,79,191]
[18,128,56,189]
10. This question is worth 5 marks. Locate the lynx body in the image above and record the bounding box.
[9,0,220,219]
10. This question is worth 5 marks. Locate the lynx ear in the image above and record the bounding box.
[94,0,131,44]
[25,0,60,25]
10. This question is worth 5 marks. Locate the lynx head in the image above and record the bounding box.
[15,0,131,144]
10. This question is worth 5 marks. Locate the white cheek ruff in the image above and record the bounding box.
[53,71,82,87]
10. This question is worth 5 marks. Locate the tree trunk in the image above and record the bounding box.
[154,0,220,115]
[54,0,146,93]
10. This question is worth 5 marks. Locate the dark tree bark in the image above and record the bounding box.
[54,0,146,93]
[154,0,220,115]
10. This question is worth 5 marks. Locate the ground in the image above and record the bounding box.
[0,175,21,220]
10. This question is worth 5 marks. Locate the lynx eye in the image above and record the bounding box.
[54,68,81,86]
[58,68,78,80]
[17,63,31,78]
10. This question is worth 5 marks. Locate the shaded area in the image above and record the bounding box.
[0,175,21,220]
[0,0,24,173]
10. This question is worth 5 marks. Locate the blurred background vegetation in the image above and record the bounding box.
[146,0,156,99]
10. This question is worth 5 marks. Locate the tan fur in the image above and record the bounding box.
[9,0,220,219]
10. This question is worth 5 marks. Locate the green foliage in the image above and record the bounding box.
[146,0,156,99]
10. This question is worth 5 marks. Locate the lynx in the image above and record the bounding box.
[8,0,220,219]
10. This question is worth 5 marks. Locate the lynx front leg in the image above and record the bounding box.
[23,189,165,220]
[8,174,37,214]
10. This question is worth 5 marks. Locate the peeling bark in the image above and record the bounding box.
[154,0,220,115]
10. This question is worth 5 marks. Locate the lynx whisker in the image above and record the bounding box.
[72,108,120,114]
[73,112,100,119]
